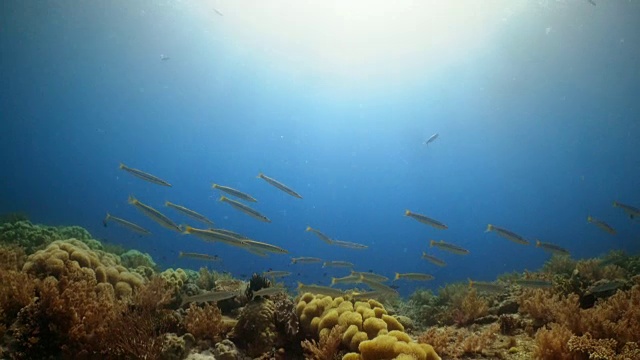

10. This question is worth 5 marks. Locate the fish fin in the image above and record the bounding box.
[394,273,400,281]
[485,224,493,232]
[127,195,136,204]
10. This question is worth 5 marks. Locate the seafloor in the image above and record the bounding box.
[0,216,638,360]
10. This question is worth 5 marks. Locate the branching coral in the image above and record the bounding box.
[0,245,26,271]
[184,303,225,342]
[517,289,581,329]
[418,324,499,358]
[449,288,488,326]
[533,323,579,360]
[301,325,343,360]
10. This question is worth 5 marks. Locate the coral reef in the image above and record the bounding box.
[120,249,157,269]
[301,324,342,360]
[22,239,145,298]
[296,293,439,360]
[0,221,93,253]
[184,303,226,343]
[230,297,279,357]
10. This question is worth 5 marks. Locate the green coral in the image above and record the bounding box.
[0,220,95,253]
[120,249,157,269]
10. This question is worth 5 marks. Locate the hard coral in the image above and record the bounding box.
[23,239,144,298]
[230,297,278,357]
[0,220,93,253]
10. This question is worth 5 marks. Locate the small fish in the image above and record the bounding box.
[424,133,439,146]
[330,274,362,286]
[351,271,389,282]
[613,201,640,219]
[359,276,399,295]
[165,201,213,225]
[219,196,271,222]
[128,196,181,231]
[394,273,434,281]
[485,224,529,245]
[103,213,151,235]
[421,252,447,266]
[212,184,257,202]
[291,257,323,264]
[209,228,249,240]
[305,226,334,244]
[160,54,170,61]
[180,290,239,307]
[323,261,354,268]
[297,282,345,297]
[587,216,616,235]
[241,239,288,254]
[514,279,553,289]
[469,280,506,294]
[179,251,220,262]
[586,279,625,295]
[262,270,291,278]
[119,163,171,187]
[252,286,287,298]
[535,239,570,256]
[257,173,303,199]
[183,226,246,248]
[430,240,470,255]
[405,210,448,230]
[213,8,224,16]
[331,240,368,250]
[349,290,390,300]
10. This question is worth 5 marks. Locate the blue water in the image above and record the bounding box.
[1,1,639,296]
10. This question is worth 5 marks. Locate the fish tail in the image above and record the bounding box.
[429,240,435,247]
[394,273,400,281]
[330,278,337,286]
[468,279,474,288]
[211,183,218,189]
[127,195,136,204]
[404,210,411,216]
[182,226,193,234]
[164,201,170,206]
[485,224,493,232]
[612,201,618,207]
[179,251,184,257]
[587,215,592,223]
[257,173,264,178]
[219,196,226,201]
[119,163,126,169]
[297,281,303,289]
[535,239,541,247]
[305,226,312,232]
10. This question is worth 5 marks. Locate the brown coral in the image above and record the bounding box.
[450,288,488,326]
[301,325,343,360]
[230,297,279,357]
[184,303,225,342]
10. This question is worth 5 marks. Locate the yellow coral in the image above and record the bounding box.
[22,239,144,298]
[297,293,439,359]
